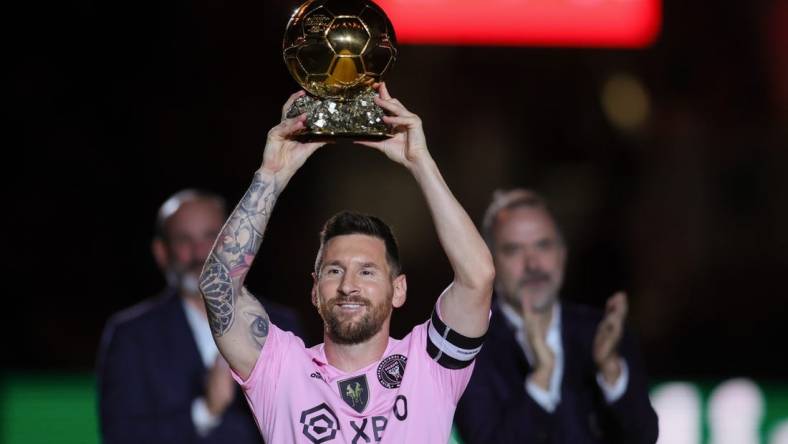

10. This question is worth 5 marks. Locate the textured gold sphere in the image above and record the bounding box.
[283,0,398,100]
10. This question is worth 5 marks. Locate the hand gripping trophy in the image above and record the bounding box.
[283,0,398,139]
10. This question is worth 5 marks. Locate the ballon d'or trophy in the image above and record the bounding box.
[283,0,398,139]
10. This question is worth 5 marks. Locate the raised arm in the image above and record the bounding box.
[199,91,325,379]
[356,83,495,337]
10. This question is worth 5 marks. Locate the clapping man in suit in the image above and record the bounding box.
[455,189,658,444]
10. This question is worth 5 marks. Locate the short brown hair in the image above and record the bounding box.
[314,211,402,277]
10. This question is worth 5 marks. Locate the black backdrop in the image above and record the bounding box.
[8,0,788,381]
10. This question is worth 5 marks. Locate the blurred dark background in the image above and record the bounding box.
[7,0,788,384]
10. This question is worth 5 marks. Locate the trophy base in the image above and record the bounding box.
[286,89,391,140]
[292,132,390,143]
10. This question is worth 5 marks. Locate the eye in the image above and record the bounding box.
[499,244,520,256]
[536,239,556,250]
[361,269,375,276]
[169,236,190,247]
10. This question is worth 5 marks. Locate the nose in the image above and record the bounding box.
[194,239,214,262]
[523,248,540,271]
[338,273,360,296]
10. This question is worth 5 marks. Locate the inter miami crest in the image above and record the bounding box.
[377,354,407,389]
[338,375,369,413]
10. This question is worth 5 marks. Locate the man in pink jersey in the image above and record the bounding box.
[198,83,495,443]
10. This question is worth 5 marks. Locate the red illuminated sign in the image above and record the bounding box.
[376,0,661,48]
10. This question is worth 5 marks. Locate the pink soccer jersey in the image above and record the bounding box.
[232,304,485,443]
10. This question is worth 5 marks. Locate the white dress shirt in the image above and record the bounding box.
[182,299,222,436]
[499,300,629,412]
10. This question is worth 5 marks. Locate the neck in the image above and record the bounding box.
[180,290,207,318]
[532,305,554,328]
[323,323,391,373]
[504,298,555,326]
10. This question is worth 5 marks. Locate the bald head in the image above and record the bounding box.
[152,189,227,298]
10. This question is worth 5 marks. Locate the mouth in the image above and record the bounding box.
[333,301,368,312]
[519,276,550,287]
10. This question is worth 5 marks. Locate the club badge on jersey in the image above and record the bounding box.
[338,375,370,413]
[377,354,407,389]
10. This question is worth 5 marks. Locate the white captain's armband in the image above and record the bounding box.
[426,309,486,369]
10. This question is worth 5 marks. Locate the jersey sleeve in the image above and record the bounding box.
[230,324,296,428]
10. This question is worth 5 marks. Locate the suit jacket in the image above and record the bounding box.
[455,302,658,444]
[97,290,304,444]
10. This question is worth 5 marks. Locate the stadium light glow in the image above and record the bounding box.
[376,0,661,48]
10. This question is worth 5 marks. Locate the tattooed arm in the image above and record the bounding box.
[199,91,326,379]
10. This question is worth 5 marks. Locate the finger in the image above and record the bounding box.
[303,140,330,154]
[382,115,420,128]
[279,118,306,138]
[374,95,412,117]
[593,328,606,348]
[270,113,307,138]
[375,96,411,116]
[520,292,536,320]
[607,291,628,320]
[353,140,387,153]
[281,90,307,120]
[378,81,392,100]
[619,292,629,319]
[606,291,622,314]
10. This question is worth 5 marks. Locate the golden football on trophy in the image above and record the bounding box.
[283,0,398,138]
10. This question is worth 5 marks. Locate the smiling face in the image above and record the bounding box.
[492,206,567,313]
[312,234,406,345]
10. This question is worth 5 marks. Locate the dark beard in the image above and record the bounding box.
[320,297,391,345]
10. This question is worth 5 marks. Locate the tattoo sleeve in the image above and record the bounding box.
[200,171,280,338]
[200,255,235,336]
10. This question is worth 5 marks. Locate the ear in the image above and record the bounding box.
[392,274,407,308]
[311,272,319,307]
[151,238,168,273]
